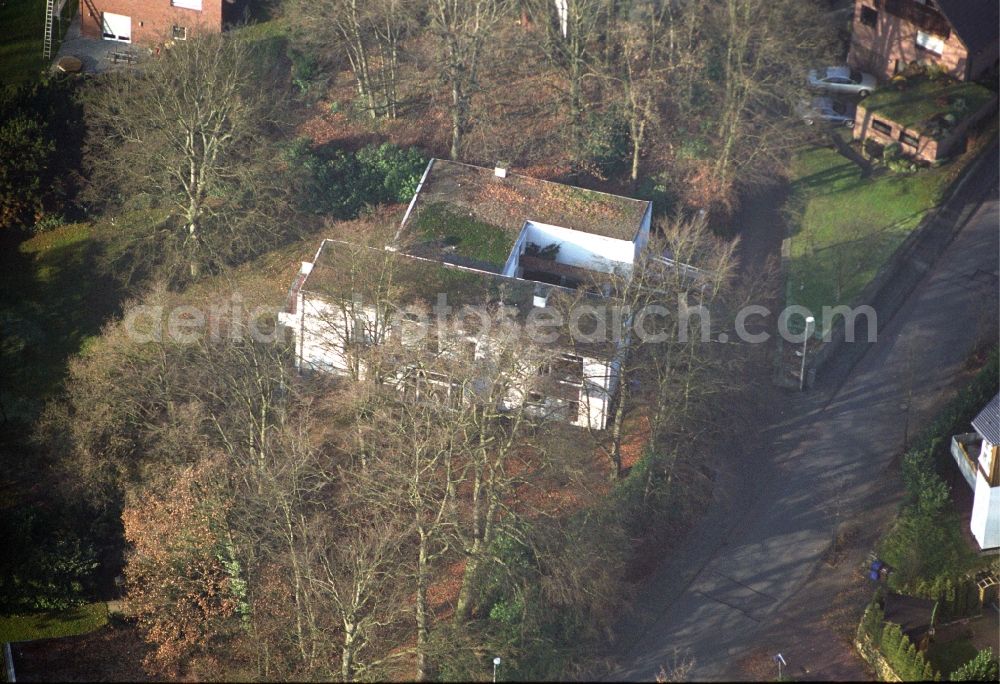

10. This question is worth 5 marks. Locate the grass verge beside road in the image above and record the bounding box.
[784,130,954,327]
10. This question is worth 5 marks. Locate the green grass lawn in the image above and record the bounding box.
[0,0,48,85]
[785,131,953,329]
[0,602,107,643]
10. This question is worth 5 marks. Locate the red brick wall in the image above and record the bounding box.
[854,95,998,162]
[847,0,970,81]
[853,104,939,161]
[80,0,222,46]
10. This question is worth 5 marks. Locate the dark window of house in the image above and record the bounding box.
[899,130,920,147]
[172,25,187,40]
[553,354,584,385]
[860,5,878,27]
[872,119,893,135]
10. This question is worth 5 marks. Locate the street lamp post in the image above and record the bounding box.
[799,316,815,391]
[493,657,501,683]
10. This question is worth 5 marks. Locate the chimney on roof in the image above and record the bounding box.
[533,283,551,308]
[494,162,508,179]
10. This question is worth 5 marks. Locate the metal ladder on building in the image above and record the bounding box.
[42,0,55,60]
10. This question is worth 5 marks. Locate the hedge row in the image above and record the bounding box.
[908,575,980,622]
[857,602,940,681]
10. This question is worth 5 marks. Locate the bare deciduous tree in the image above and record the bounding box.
[531,0,608,159]
[85,34,295,282]
[429,0,504,160]
[290,0,413,119]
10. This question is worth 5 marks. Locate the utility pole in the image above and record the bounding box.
[492,656,501,683]
[799,316,815,391]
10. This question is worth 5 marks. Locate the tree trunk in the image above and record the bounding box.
[453,456,482,621]
[187,221,201,279]
[630,117,645,182]
[341,623,356,681]
[610,371,626,479]
[415,527,430,681]
[450,83,463,160]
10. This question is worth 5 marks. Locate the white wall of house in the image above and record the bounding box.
[281,290,618,430]
[635,204,652,261]
[581,357,613,430]
[296,295,358,374]
[520,220,635,274]
[980,438,996,464]
[970,474,1000,550]
[507,355,612,430]
[502,222,532,277]
[970,439,1000,550]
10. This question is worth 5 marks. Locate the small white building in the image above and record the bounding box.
[279,160,656,430]
[951,393,1000,550]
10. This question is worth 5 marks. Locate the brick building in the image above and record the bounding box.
[847,0,999,83]
[79,0,223,46]
[852,76,997,162]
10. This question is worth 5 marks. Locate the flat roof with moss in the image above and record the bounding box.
[397,159,651,271]
[301,239,617,355]
[862,76,996,135]
[303,239,533,312]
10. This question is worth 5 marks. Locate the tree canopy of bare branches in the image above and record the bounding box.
[85,33,297,284]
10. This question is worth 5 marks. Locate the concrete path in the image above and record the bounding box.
[608,158,999,680]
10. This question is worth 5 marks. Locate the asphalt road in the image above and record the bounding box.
[608,152,999,681]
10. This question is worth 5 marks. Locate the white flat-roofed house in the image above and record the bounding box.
[951,393,1000,550]
[278,160,657,430]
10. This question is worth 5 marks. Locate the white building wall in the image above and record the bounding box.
[971,439,1000,550]
[299,296,352,373]
[970,474,1000,550]
[579,357,612,429]
[523,220,634,273]
[283,293,617,430]
[297,295,386,376]
[981,438,995,463]
[634,204,652,261]
[502,222,531,277]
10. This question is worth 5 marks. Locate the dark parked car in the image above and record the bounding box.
[796,97,856,127]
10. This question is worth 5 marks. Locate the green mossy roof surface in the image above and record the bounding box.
[864,77,995,134]
[397,159,650,270]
